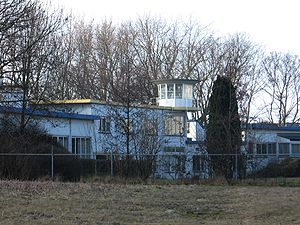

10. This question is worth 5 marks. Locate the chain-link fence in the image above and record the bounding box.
[0,152,299,181]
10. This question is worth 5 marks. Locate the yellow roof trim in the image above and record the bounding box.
[37,99,105,104]
[35,99,200,111]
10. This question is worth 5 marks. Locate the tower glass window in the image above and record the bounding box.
[167,84,174,99]
[183,84,193,99]
[175,84,183,99]
[160,84,166,99]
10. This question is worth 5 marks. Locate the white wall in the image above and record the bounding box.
[39,117,97,154]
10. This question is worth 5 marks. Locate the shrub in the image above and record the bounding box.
[0,120,81,181]
[114,158,154,180]
[253,158,300,178]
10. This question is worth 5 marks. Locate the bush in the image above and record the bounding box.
[253,158,300,178]
[52,155,81,182]
[79,159,96,177]
[0,120,81,181]
[114,158,154,180]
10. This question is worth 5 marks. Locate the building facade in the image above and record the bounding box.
[243,123,300,172]
[2,79,299,179]
[0,79,205,179]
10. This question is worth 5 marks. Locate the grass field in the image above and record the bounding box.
[0,180,300,225]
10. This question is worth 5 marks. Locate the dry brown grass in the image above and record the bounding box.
[0,180,299,225]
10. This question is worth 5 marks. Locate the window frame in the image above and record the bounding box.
[52,136,69,149]
[160,84,166,99]
[175,84,183,99]
[167,84,174,99]
[256,142,277,155]
[292,144,300,154]
[71,137,92,159]
[99,117,111,133]
[164,115,185,136]
[192,155,207,172]
[183,84,193,99]
[278,143,289,155]
[256,143,267,155]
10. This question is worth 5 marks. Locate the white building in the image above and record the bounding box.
[0,79,206,179]
[244,123,300,157]
[3,79,298,178]
[243,123,300,172]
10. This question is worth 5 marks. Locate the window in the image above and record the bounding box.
[164,146,185,152]
[52,136,68,149]
[292,144,300,154]
[167,84,174,99]
[158,85,161,100]
[162,156,175,172]
[183,84,193,99]
[279,143,289,155]
[193,155,206,172]
[72,137,91,159]
[176,156,186,173]
[267,143,276,155]
[161,84,166,99]
[99,117,111,133]
[162,155,186,173]
[164,115,184,136]
[175,84,183,99]
[256,143,277,155]
[256,143,267,154]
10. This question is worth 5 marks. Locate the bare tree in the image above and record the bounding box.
[69,20,99,99]
[128,17,167,101]
[0,0,32,76]
[220,33,264,124]
[192,36,223,125]
[261,52,300,125]
[45,18,76,100]
[39,17,267,128]
[2,0,65,131]
[92,20,116,101]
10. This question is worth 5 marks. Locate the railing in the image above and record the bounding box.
[0,152,299,181]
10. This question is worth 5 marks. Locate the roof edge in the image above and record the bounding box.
[152,79,199,85]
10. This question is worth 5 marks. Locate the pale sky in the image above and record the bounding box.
[48,0,300,55]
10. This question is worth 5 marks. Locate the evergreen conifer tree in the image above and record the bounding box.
[207,76,242,182]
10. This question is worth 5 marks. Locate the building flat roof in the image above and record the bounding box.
[152,79,199,85]
[34,99,201,111]
[277,133,300,141]
[0,106,100,121]
[245,123,300,132]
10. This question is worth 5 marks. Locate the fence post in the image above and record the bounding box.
[94,153,97,177]
[51,145,54,181]
[235,145,238,180]
[110,151,113,177]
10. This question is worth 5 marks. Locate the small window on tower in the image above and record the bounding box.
[183,84,193,99]
[167,84,174,99]
[161,84,166,99]
[175,84,183,99]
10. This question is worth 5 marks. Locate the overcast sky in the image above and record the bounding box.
[48,0,300,55]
